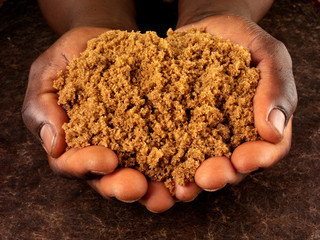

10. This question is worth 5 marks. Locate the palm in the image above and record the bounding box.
[169,15,296,199]
[23,27,150,203]
[23,19,297,213]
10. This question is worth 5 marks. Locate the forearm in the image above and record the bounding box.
[177,0,274,27]
[38,0,138,34]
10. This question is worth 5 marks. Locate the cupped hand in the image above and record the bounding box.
[22,27,148,203]
[22,16,298,213]
[140,15,298,212]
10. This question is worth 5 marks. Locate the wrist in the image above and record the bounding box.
[177,0,273,28]
[69,15,138,33]
[38,0,138,35]
[177,0,251,28]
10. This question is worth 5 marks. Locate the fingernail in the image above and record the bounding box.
[203,184,226,192]
[39,124,56,156]
[268,108,285,137]
[90,170,109,175]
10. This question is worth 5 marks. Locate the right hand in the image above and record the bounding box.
[22,27,149,203]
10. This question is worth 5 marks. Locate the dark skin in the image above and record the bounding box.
[22,0,297,212]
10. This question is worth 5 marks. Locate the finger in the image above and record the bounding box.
[48,146,118,178]
[231,117,292,173]
[23,94,69,158]
[22,51,69,158]
[174,181,202,202]
[88,168,148,203]
[251,39,297,143]
[195,156,240,191]
[22,27,110,158]
[139,181,175,213]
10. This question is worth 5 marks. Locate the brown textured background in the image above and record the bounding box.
[0,0,319,239]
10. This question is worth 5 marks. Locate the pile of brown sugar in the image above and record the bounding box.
[54,28,260,193]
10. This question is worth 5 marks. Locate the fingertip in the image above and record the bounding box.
[40,122,66,159]
[231,119,292,174]
[25,93,69,159]
[255,107,287,144]
[268,108,286,139]
[50,146,119,179]
[174,181,202,202]
[83,146,118,174]
[139,181,175,213]
[46,99,69,158]
[252,62,296,145]
[99,168,148,203]
[195,157,238,191]
[39,123,56,156]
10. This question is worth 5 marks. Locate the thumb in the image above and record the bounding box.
[22,51,68,158]
[252,39,298,143]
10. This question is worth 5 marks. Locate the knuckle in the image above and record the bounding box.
[285,83,298,115]
[21,97,35,126]
[21,99,43,138]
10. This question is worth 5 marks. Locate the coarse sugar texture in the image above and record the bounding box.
[54,28,260,194]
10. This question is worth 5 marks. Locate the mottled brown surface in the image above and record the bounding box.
[0,0,319,239]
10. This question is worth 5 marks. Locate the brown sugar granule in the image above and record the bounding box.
[54,28,260,193]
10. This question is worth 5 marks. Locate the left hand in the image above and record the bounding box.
[140,15,297,212]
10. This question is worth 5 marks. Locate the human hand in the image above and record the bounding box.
[22,15,298,213]
[22,27,148,203]
[140,15,297,212]
[180,13,297,172]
